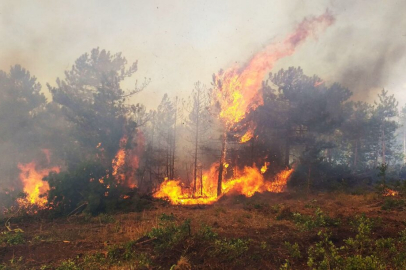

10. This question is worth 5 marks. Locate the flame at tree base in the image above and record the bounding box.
[153,167,294,205]
[17,162,60,209]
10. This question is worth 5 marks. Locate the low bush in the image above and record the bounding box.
[293,208,340,231]
[0,231,25,245]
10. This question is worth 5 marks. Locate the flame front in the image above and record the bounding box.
[17,162,60,208]
[154,166,294,205]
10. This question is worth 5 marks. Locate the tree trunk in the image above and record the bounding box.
[354,140,358,168]
[251,138,255,166]
[284,135,290,167]
[307,165,311,196]
[193,91,200,195]
[382,126,386,164]
[403,126,406,163]
[171,97,178,179]
[217,133,226,197]
[166,132,170,178]
[200,166,203,196]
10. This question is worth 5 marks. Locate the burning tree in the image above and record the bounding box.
[0,65,57,209]
[44,48,148,214]
[49,48,147,166]
[153,12,334,204]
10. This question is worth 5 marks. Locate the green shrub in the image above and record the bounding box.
[135,253,152,269]
[147,219,191,252]
[344,255,385,270]
[381,198,405,210]
[307,231,344,269]
[293,208,340,231]
[305,215,406,269]
[0,231,25,245]
[212,238,250,261]
[284,242,301,259]
[107,245,121,262]
[159,213,176,221]
[197,224,218,241]
[45,160,133,216]
[56,259,80,270]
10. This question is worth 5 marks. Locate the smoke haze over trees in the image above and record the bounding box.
[1,2,406,214]
[0,44,405,213]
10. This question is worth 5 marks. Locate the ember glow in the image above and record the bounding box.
[17,162,60,208]
[384,188,399,197]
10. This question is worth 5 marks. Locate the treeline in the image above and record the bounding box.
[0,48,405,214]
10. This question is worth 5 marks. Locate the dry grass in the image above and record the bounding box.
[1,191,405,269]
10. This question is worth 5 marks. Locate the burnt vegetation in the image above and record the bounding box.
[1,45,406,269]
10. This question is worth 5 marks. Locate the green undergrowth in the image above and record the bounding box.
[282,215,406,269]
[31,208,406,269]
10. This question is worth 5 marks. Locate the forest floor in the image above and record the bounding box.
[1,191,406,269]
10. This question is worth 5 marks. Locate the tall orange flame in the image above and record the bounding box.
[213,12,335,128]
[17,162,60,208]
[154,12,333,205]
[111,133,144,188]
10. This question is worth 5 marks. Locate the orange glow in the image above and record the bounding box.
[112,148,126,182]
[384,188,399,197]
[111,132,144,188]
[240,129,254,143]
[153,166,294,205]
[261,162,270,174]
[213,12,334,129]
[153,13,329,205]
[17,162,60,208]
[154,179,219,205]
[112,136,127,184]
[314,80,324,87]
[264,168,294,193]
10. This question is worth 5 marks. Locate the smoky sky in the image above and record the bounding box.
[1,0,406,108]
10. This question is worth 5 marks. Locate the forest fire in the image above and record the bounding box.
[154,166,294,205]
[111,133,144,188]
[112,137,127,184]
[153,12,333,205]
[213,12,334,128]
[3,1,406,268]
[17,162,60,208]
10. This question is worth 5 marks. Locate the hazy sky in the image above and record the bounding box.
[1,0,406,108]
